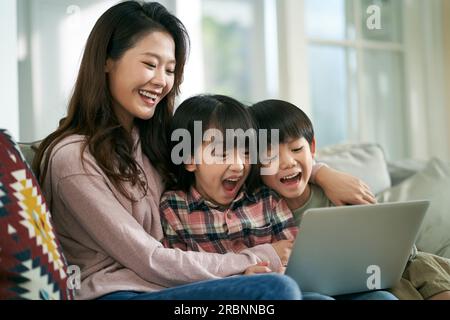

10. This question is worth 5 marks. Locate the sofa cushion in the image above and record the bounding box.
[377,158,450,259]
[387,159,428,187]
[316,143,392,195]
[0,129,73,300]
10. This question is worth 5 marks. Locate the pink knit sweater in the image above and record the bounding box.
[42,133,282,300]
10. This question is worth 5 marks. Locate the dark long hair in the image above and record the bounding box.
[33,1,190,200]
[168,94,259,193]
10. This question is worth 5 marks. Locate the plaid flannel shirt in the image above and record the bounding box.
[160,186,298,254]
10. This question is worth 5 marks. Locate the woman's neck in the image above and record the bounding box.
[285,184,312,211]
[112,102,134,132]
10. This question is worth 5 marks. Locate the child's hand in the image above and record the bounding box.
[244,261,272,275]
[315,167,376,206]
[271,239,293,267]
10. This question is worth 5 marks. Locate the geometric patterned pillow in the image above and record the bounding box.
[0,129,73,300]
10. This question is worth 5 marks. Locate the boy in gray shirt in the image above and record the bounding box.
[250,99,450,300]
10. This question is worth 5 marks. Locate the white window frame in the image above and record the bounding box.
[279,0,449,161]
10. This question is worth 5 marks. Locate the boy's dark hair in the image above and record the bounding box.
[249,99,315,145]
[168,94,258,192]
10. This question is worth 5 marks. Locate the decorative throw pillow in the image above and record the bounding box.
[377,158,450,259]
[0,129,73,300]
[316,143,392,194]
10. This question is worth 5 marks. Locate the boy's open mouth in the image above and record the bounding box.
[280,172,301,185]
[222,177,241,192]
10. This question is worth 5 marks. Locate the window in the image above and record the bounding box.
[176,0,278,105]
[305,0,408,160]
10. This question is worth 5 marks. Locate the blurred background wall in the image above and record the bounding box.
[445,0,450,151]
[0,0,449,162]
[0,0,19,138]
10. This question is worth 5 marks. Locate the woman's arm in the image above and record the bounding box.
[56,174,282,288]
[311,163,376,206]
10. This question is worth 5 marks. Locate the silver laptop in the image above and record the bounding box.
[285,200,429,296]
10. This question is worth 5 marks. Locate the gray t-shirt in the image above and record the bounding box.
[291,184,333,227]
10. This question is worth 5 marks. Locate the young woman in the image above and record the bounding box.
[34,1,374,300]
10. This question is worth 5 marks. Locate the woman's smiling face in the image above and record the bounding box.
[106,31,176,130]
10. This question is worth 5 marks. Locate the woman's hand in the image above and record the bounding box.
[244,261,272,275]
[315,166,376,206]
[271,239,294,268]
